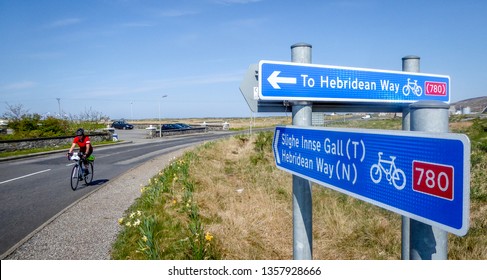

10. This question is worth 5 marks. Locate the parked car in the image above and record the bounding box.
[111,120,134,130]
[161,124,181,130]
[174,123,192,129]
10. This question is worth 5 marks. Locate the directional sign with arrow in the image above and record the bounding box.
[259,60,451,104]
[273,125,470,236]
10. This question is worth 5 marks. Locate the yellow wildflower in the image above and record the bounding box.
[125,221,132,227]
[142,235,148,242]
[118,218,124,225]
[137,210,142,216]
[133,219,141,226]
[205,232,213,242]
[129,212,135,219]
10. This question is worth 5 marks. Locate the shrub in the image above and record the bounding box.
[5,114,71,139]
[467,118,487,152]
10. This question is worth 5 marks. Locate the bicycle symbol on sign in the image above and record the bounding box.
[370,152,406,190]
[402,78,423,96]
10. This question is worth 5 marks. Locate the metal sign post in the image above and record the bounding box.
[409,101,453,259]
[400,55,421,260]
[290,43,313,260]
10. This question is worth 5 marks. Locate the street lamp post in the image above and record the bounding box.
[56,98,61,117]
[159,95,168,137]
[130,101,133,120]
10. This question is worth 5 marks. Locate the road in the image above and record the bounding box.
[0,129,235,257]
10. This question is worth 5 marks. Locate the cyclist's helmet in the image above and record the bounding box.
[76,128,85,136]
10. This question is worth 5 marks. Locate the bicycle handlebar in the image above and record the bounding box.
[69,152,84,161]
[70,154,80,161]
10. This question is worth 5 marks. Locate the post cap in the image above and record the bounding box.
[402,55,420,61]
[291,42,312,49]
[409,100,450,109]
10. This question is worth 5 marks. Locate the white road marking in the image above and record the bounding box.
[0,169,51,185]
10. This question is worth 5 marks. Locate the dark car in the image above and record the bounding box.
[174,123,192,129]
[111,120,134,130]
[161,124,181,130]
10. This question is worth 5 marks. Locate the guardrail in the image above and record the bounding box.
[147,127,207,138]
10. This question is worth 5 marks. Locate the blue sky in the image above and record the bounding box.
[1,0,486,119]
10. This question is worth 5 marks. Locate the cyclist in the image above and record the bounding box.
[67,128,93,175]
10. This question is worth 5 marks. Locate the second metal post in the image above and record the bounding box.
[409,101,450,259]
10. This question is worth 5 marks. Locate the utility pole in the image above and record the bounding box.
[56,98,61,116]
[159,95,168,137]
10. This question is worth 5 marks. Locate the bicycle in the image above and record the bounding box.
[69,152,94,191]
[402,78,423,96]
[370,152,406,190]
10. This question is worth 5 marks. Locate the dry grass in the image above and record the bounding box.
[114,116,486,260]
[182,117,486,260]
[190,136,294,259]
[187,133,404,259]
[450,121,473,132]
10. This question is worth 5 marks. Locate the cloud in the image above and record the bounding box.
[70,71,243,99]
[45,18,82,28]
[1,81,37,91]
[141,71,243,90]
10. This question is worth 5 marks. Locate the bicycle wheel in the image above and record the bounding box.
[84,162,94,185]
[70,165,80,191]
[370,164,382,184]
[402,85,410,96]
[392,169,406,190]
[414,86,423,96]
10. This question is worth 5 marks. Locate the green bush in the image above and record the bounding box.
[467,118,487,153]
[5,114,71,139]
[250,131,274,165]
[1,115,105,140]
[40,117,70,137]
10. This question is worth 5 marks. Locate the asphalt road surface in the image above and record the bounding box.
[0,128,235,257]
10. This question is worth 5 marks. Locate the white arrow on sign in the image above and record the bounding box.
[267,71,296,89]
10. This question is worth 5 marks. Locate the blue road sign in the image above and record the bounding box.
[259,60,451,103]
[273,126,470,236]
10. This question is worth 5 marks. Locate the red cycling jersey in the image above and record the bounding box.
[73,135,93,155]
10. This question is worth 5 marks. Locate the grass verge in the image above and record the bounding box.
[111,150,220,259]
[111,117,487,259]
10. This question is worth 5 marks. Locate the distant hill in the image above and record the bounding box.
[451,96,487,113]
